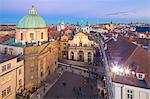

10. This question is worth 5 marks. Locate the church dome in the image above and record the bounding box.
[17,6,46,29]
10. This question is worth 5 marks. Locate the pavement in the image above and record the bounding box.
[43,72,101,99]
[30,68,63,99]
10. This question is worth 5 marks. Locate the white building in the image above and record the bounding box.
[57,21,65,31]
[112,82,150,99]
[68,32,97,63]
[104,33,150,99]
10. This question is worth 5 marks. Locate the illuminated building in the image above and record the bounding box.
[59,34,69,60]
[68,32,97,63]
[15,6,48,44]
[104,34,150,99]
[0,6,59,91]
[0,53,24,99]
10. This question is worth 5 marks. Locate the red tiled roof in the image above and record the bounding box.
[107,35,150,89]
[107,35,137,63]
[0,35,14,42]
[128,38,150,43]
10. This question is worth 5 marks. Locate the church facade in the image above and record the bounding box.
[68,32,96,63]
[15,6,59,90]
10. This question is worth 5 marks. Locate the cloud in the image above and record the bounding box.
[105,11,129,16]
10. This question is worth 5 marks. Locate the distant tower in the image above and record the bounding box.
[83,21,90,33]
[57,21,65,31]
[76,21,81,33]
[60,21,65,30]
[86,21,89,26]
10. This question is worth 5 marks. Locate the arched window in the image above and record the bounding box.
[30,33,34,40]
[41,32,44,39]
[78,51,84,62]
[70,52,74,60]
[21,33,23,40]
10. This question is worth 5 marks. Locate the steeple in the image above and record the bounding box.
[29,5,37,15]
[86,21,89,26]
[110,20,112,24]
[76,21,80,26]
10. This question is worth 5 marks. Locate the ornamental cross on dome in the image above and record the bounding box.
[29,5,37,15]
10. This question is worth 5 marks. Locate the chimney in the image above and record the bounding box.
[104,44,108,50]
[113,33,118,41]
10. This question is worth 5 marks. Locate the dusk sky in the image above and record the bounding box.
[0,0,150,24]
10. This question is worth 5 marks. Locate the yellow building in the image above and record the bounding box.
[59,34,69,60]
[24,42,59,89]
[105,21,113,30]
[68,32,96,63]
[0,53,24,99]
[15,6,48,44]
[14,6,59,90]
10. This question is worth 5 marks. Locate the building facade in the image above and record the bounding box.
[112,82,150,99]
[59,34,69,60]
[0,54,24,99]
[68,32,96,63]
[24,42,59,89]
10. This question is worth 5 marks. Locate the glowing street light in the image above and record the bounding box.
[112,66,119,73]
[125,69,130,74]
[131,71,135,75]
[119,68,124,73]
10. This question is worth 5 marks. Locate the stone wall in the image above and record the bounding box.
[23,41,59,89]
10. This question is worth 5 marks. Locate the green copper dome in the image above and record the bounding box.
[17,6,46,29]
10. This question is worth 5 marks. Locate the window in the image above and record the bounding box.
[41,72,43,77]
[88,52,92,62]
[21,33,23,40]
[127,89,134,99]
[30,33,34,40]
[139,74,143,79]
[64,47,66,50]
[7,86,11,95]
[41,32,44,39]
[136,73,145,80]
[79,42,82,46]
[9,48,13,55]
[63,43,66,45]
[2,89,6,98]
[4,47,8,54]
[19,69,22,75]
[7,63,11,70]
[70,52,74,60]
[19,79,22,86]
[2,65,6,72]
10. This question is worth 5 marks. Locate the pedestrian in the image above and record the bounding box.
[43,87,46,92]
[101,90,104,98]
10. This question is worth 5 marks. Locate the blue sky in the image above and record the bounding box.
[0,0,150,24]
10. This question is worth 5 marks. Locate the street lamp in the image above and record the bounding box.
[131,71,135,75]
[125,69,130,75]
[111,62,132,76]
[112,66,119,73]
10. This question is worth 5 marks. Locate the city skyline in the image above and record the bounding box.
[0,0,150,24]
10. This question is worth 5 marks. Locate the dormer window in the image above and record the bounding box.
[136,73,145,80]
